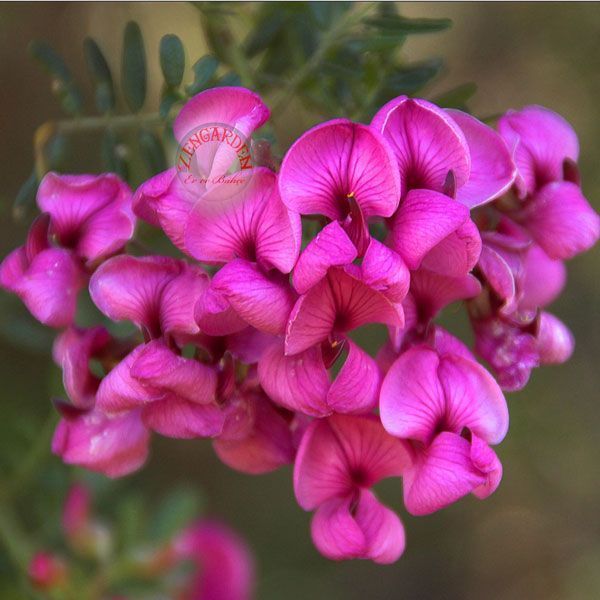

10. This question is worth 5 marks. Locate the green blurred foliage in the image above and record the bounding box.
[0,3,598,599]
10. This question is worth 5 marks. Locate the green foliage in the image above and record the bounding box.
[121,21,147,113]
[29,40,83,116]
[83,37,115,113]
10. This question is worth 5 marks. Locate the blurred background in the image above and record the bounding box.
[0,3,598,599]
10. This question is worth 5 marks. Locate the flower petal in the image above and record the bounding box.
[52,408,150,478]
[380,346,445,444]
[294,415,409,509]
[409,269,481,322]
[279,119,401,219]
[211,259,295,334]
[447,109,516,208]
[403,431,500,515]
[537,312,574,365]
[360,239,409,303]
[89,255,182,336]
[131,340,217,405]
[520,244,566,310]
[438,354,509,445]
[498,105,579,197]
[194,286,248,336]
[327,340,380,414]
[285,268,404,356]
[372,96,470,192]
[293,221,357,294]
[391,189,469,270]
[520,181,600,260]
[258,340,330,416]
[142,396,224,439]
[420,217,481,277]
[96,345,163,413]
[214,394,295,474]
[185,167,301,273]
[311,490,405,564]
[14,248,85,328]
[173,86,270,143]
[53,327,112,409]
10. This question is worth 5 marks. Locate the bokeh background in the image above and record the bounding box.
[0,3,598,599]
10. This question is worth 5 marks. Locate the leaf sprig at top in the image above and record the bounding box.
[19,4,466,220]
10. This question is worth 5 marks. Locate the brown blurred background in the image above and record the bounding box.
[0,3,598,599]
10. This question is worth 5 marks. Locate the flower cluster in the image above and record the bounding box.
[2,87,598,565]
[28,483,254,599]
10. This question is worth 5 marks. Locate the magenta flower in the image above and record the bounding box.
[372,96,515,207]
[172,519,255,600]
[53,326,113,409]
[0,172,135,327]
[213,390,296,474]
[90,254,208,340]
[190,168,301,336]
[294,414,410,563]
[285,225,406,356]
[133,87,270,253]
[498,105,599,259]
[258,336,381,417]
[52,407,150,478]
[90,255,227,438]
[471,218,574,390]
[0,213,85,327]
[380,340,508,515]
[278,118,401,254]
[369,96,515,278]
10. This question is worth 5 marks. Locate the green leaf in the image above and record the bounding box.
[121,21,147,113]
[138,128,167,175]
[29,41,83,115]
[46,133,69,171]
[365,15,452,34]
[186,55,218,96]
[216,71,242,87]
[12,170,38,221]
[159,88,182,119]
[83,37,115,113]
[102,130,129,180]
[160,34,185,88]
[149,488,203,542]
[244,10,286,57]
[385,58,443,95]
[433,82,477,110]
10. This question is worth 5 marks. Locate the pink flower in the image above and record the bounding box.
[470,218,574,390]
[0,172,135,327]
[0,213,85,327]
[51,406,150,478]
[278,119,401,254]
[498,106,600,260]
[372,96,515,207]
[369,96,516,279]
[191,169,301,336]
[258,337,381,417]
[294,414,410,563]
[285,224,406,356]
[52,326,114,409]
[380,342,508,515]
[28,552,68,590]
[133,87,270,253]
[213,390,296,474]
[37,172,135,263]
[172,519,255,600]
[62,483,92,542]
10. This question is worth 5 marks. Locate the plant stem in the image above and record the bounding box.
[2,411,58,502]
[270,3,374,115]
